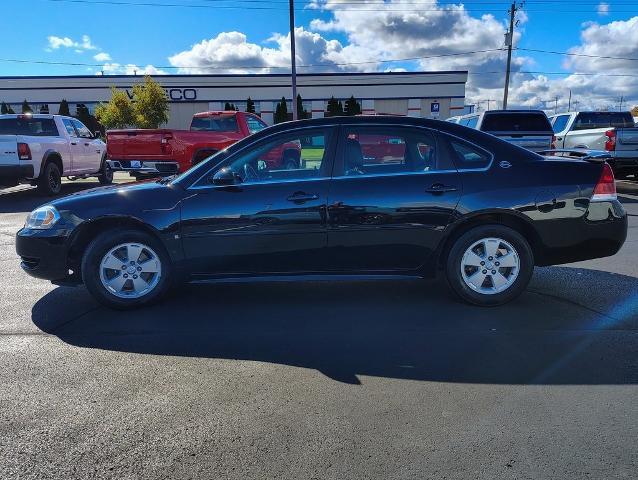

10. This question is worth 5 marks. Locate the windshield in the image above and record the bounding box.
[190,114,238,132]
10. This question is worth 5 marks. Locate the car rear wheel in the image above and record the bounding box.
[37,162,62,196]
[445,225,533,306]
[81,229,172,309]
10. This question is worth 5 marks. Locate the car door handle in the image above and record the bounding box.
[425,183,458,194]
[287,192,319,203]
[84,142,90,146]
[70,142,77,145]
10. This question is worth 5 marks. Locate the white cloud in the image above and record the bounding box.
[168,30,343,74]
[47,34,98,52]
[98,63,167,75]
[93,52,112,62]
[597,2,609,16]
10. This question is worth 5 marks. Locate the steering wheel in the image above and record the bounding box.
[242,163,259,182]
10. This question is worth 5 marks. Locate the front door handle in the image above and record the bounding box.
[70,142,77,145]
[287,192,319,203]
[425,183,458,194]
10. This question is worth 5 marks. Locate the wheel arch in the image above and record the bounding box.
[67,216,166,274]
[436,210,545,269]
[40,150,64,177]
[191,147,219,166]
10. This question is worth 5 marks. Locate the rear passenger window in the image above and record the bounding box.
[449,139,491,170]
[465,117,479,129]
[339,127,446,176]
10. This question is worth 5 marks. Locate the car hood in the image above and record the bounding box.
[45,180,186,225]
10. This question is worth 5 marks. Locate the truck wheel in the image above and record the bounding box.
[445,224,534,307]
[81,229,172,309]
[98,159,114,185]
[283,152,300,170]
[37,162,62,196]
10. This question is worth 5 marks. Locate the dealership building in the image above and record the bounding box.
[0,71,468,128]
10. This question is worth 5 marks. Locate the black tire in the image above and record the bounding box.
[81,229,172,309]
[283,152,300,170]
[445,224,534,307]
[37,161,62,196]
[98,158,114,185]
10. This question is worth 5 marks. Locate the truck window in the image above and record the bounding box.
[62,118,78,137]
[463,116,479,128]
[246,116,267,135]
[71,119,93,138]
[573,112,635,130]
[0,117,59,136]
[191,115,238,132]
[481,112,552,132]
[551,115,571,133]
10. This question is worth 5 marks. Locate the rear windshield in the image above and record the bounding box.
[0,118,59,136]
[190,115,238,132]
[573,112,635,130]
[481,113,552,132]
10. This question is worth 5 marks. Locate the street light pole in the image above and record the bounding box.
[289,0,298,120]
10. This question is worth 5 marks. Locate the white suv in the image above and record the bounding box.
[0,114,110,195]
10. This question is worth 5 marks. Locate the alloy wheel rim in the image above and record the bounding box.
[460,237,520,295]
[49,169,60,192]
[99,242,162,299]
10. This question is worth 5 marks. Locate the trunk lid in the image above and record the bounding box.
[0,135,19,166]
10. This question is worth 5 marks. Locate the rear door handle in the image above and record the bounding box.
[425,183,458,194]
[70,142,77,145]
[287,192,319,203]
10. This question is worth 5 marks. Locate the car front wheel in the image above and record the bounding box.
[445,224,534,306]
[81,229,172,309]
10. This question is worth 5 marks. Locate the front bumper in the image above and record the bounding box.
[15,228,72,281]
[107,159,179,176]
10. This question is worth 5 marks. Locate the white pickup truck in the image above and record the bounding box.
[0,114,111,195]
[549,111,638,179]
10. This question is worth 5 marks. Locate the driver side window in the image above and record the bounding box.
[223,128,334,184]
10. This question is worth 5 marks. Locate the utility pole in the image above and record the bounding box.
[554,95,558,114]
[619,95,624,112]
[289,0,298,120]
[503,2,522,110]
[567,89,572,112]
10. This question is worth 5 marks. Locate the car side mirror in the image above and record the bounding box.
[211,167,239,186]
[94,131,101,139]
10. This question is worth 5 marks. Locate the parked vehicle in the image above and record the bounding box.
[17,116,627,309]
[549,111,638,178]
[0,114,110,195]
[445,116,463,124]
[456,110,554,152]
[106,110,301,177]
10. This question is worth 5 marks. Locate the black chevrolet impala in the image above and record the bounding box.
[16,116,627,309]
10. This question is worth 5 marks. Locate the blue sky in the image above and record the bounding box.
[2,0,637,109]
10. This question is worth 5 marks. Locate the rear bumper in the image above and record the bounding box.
[107,159,180,176]
[537,200,628,266]
[0,164,34,179]
[609,156,638,172]
[15,228,73,282]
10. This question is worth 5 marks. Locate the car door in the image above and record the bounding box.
[179,126,337,276]
[71,119,102,173]
[61,118,84,174]
[325,125,462,272]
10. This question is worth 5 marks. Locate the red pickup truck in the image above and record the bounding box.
[106,111,301,177]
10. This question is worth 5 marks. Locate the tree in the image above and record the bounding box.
[296,94,308,119]
[344,96,361,116]
[21,100,32,114]
[326,96,345,117]
[1,102,8,114]
[246,97,255,114]
[74,103,103,136]
[95,87,135,129]
[224,102,232,111]
[274,97,288,123]
[132,75,169,129]
[40,104,50,114]
[631,105,638,117]
[58,99,70,116]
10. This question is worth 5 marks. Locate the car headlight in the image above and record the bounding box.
[25,205,61,229]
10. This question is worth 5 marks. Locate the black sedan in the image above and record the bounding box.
[16,116,627,309]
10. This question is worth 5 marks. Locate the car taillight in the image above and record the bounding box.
[17,142,31,160]
[591,162,616,202]
[604,129,616,151]
[551,135,556,150]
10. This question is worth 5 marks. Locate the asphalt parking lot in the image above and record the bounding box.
[1,177,637,479]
